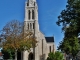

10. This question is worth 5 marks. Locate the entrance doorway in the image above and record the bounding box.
[28,52,33,60]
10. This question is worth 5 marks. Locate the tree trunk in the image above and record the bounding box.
[15,50,17,60]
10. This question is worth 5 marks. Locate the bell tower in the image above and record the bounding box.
[24,0,39,35]
[23,1,55,60]
[24,0,40,60]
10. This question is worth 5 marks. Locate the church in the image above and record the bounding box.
[23,0,55,60]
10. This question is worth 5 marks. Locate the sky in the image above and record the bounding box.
[0,0,67,49]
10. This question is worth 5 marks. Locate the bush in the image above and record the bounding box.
[47,51,63,60]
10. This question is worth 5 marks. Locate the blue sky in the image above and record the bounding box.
[0,0,67,48]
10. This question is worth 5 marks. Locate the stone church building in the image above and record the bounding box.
[23,0,55,60]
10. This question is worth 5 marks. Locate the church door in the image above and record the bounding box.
[28,53,33,60]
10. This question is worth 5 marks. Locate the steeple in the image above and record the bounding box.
[24,0,39,34]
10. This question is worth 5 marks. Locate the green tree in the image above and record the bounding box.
[56,0,80,58]
[0,20,36,60]
[47,51,63,60]
[57,0,80,35]
[58,37,79,56]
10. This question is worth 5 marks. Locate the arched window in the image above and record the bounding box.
[27,3,29,6]
[28,10,31,20]
[33,23,34,29]
[28,23,29,30]
[30,23,32,30]
[32,10,35,19]
[49,46,51,53]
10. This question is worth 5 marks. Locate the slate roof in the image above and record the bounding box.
[45,37,54,43]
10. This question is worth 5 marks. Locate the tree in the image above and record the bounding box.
[47,51,63,60]
[57,0,80,35]
[0,20,36,60]
[58,37,79,57]
[56,0,80,58]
